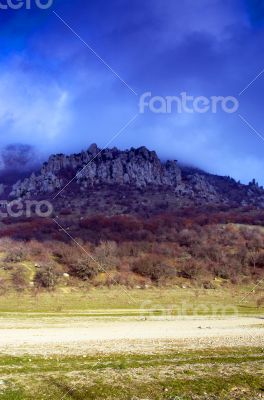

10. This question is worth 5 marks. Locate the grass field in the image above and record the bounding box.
[0,286,262,317]
[0,347,263,399]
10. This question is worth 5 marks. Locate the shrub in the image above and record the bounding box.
[0,278,8,295]
[213,265,231,280]
[178,229,198,247]
[69,258,99,280]
[4,246,27,263]
[11,267,28,292]
[27,240,46,257]
[256,296,264,308]
[202,280,216,289]
[52,242,93,267]
[95,241,118,268]
[34,264,59,289]
[178,260,203,280]
[132,256,176,282]
[206,245,225,263]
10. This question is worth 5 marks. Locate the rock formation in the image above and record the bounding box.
[10,144,181,198]
[6,144,264,209]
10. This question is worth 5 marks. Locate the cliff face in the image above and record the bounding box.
[10,144,182,198]
[7,144,264,209]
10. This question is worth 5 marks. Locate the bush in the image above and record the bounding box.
[11,267,29,292]
[27,240,46,258]
[34,264,59,289]
[213,265,231,280]
[4,246,27,263]
[178,229,198,247]
[95,241,118,268]
[0,278,8,295]
[132,256,176,282]
[256,296,264,308]
[178,260,203,280]
[52,242,93,267]
[69,258,99,280]
[202,280,216,289]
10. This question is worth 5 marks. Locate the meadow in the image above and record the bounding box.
[0,286,262,316]
[0,347,263,399]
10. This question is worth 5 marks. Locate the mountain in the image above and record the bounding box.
[9,144,181,197]
[2,143,264,211]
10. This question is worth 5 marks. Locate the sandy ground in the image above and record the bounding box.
[0,315,263,355]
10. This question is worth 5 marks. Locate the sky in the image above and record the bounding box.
[0,0,264,184]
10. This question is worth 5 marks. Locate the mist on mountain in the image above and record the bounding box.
[0,144,41,184]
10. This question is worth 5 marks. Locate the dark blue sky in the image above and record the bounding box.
[0,0,264,183]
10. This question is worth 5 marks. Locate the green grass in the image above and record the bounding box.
[0,347,263,399]
[0,287,262,317]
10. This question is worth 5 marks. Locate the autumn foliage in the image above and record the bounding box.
[0,206,263,290]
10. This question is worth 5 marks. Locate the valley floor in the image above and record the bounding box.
[0,315,263,399]
[0,288,263,399]
[0,315,263,356]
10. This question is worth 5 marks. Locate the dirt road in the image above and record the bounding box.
[0,315,263,355]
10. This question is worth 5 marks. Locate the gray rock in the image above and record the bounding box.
[10,144,182,197]
[7,144,264,209]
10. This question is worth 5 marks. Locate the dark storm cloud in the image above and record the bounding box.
[1,144,38,170]
[0,0,263,183]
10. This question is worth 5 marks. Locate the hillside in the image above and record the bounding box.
[0,144,263,293]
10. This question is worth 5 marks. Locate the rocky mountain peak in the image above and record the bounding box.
[5,144,264,210]
[9,144,182,198]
